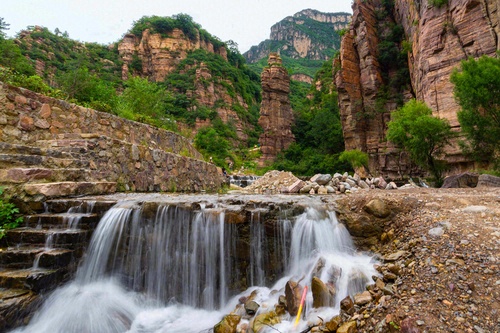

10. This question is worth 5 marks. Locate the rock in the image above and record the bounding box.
[477,174,500,187]
[251,311,281,333]
[347,269,369,293]
[400,317,420,333]
[340,296,355,315]
[383,251,408,262]
[354,290,373,305]
[325,315,342,332]
[337,321,357,333]
[288,179,306,193]
[363,198,390,218]
[377,177,388,189]
[442,172,479,188]
[317,186,328,195]
[244,300,260,315]
[462,205,488,213]
[258,53,295,165]
[326,185,335,193]
[386,182,398,190]
[214,314,241,333]
[311,277,335,308]
[358,180,369,189]
[428,227,444,238]
[310,174,332,185]
[300,184,313,193]
[285,280,303,316]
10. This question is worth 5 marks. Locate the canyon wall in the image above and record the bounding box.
[258,54,295,166]
[336,0,499,178]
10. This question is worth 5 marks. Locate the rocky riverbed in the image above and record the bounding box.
[214,186,499,333]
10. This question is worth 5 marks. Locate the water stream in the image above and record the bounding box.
[12,196,377,333]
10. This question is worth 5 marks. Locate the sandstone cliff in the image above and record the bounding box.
[258,54,295,165]
[118,28,227,82]
[336,0,499,178]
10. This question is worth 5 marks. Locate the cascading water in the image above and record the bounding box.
[11,197,377,333]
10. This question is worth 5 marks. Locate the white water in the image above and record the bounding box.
[12,201,377,333]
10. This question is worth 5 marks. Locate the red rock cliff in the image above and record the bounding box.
[258,53,295,165]
[336,0,499,178]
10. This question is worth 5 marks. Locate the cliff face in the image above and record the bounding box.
[258,54,295,165]
[244,9,351,66]
[336,0,499,178]
[118,28,227,82]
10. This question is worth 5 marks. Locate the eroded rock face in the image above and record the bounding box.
[337,0,500,178]
[258,54,295,165]
[118,29,227,82]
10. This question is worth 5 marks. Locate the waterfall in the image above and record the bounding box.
[11,198,377,333]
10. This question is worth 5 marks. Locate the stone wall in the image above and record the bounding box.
[0,83,224,198]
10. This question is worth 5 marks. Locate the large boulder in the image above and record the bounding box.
[251,311,280,333]
[441,172,479,188]
[311,277,335,308]
[477,174,500,187]
[310,174,332,185]
[285,280,303,316]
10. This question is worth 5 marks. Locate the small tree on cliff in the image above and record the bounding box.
[450,55,500,170]
[386,99,453,186]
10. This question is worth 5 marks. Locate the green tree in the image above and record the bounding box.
[117,76,166,118]
[0,17,10,39]
[386,99,453,186]
[450,55,500,169]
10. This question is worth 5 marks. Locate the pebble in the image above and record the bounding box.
[416,320,425,326]
[429,227,444,238]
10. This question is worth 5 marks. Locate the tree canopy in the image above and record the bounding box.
[386,99,453,186]
[450,55,500,170]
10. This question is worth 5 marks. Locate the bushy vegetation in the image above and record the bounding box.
[272,60,349,176]
[0,188,22,239]
[429,0,448,8]
[386,99,453,186]
[339,150,369,169]
[451,55,500,170]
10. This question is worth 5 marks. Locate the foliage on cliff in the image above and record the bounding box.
[451,55,500,170]
[244,10,350,81]
[272,60,349,175]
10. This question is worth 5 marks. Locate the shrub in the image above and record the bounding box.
[0,188,22,239]
[339,150,369,169]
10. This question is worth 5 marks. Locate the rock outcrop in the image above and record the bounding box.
[258,54,295,165]
[118,28,227,82]
[336,0,499,178]
[245,10,351,64]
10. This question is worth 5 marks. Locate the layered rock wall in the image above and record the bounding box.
[118,28,227,82]
[337,0,499,178]
[258,54,295,165]
[0,83,224,197]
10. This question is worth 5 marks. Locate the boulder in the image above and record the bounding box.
[287,179,306,193]
[285,280,303,316]
[311,277,335,308]
[340,295,355,315]
[363,198,391,218]
[244,300,260,315]
[477,174,500,187]
[310,174,333,185]
[325,315,342,332]
[441,172,479,188]
[354,290,373,305]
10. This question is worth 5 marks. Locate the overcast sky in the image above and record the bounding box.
[2,0,353,52]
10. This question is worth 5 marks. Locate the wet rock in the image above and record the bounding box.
[364,199,390,218]
[325,315,342,332]
[214,314,241,333]
[340,296,355,315]
[251,311,280,333]
[244,300,260,315]
[311,257,326,278]
[311,277,335,308]
[285,280,303,316]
